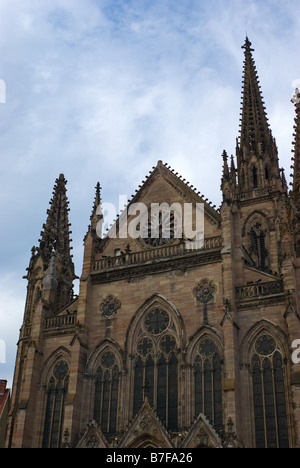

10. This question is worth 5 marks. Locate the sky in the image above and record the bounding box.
[0,0,299,388]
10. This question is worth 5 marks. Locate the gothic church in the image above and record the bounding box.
[6,38,300,448]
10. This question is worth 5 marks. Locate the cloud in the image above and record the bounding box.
[0,274,26,386]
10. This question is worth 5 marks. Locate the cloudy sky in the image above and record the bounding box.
[0,0,299,387]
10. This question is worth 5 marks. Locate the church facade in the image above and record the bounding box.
[6,38,300,448]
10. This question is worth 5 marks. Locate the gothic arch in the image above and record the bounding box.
[242,210,272,238]
[185,325,223,363]
[40,346,71,389]
[125,294,183,431]
[86,339,123,437]
[127,434,168,449]
[86,338,124,376]
[184,326,224,432]
[240,319,292,448]
[38,348,71,448]
[240,319,289,366]
[242,211,272,271]
[125,293,185,356]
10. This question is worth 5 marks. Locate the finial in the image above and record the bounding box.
[292,88,300,105]
[222,150,228,162]
[227,417,234,435]
[242,36,254,52]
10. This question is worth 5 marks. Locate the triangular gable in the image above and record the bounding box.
[99,161,221,255]
[128,161,221,225]
[76,421,108,448]
[181,413,223,448]
[117,161,220,231]
[117,400,174,448]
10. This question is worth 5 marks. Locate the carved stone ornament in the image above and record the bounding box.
[100,295,121,319]
[86,433,100,448]
[193,279,217,304]
[197,429,209,447]
[140,415,152,432]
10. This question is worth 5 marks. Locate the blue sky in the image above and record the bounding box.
[0,0,299,387]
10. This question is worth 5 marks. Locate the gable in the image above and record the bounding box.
[117,400,174,448]
[97,161,221,259]
[76,422,108,448]
[181,413,223,448]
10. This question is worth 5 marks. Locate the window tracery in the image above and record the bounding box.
[93,351,120,436]
[249,223,268,270]
[42,360,69,448]
[243,215,270,272]
[137,207,181,249]
[193,338,223,431]
[133,308,178,431]
[251,334,289,448]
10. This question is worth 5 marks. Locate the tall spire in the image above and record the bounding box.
[38,174,75,311]
[238,37,276,158]
[222,150,230,181]
[221,150,236,204]
[235,37,282,194]
[291,89,300,201]
[289,88,300,257]
[39,174,73,266]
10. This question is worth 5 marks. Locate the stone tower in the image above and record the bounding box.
[6,40,300,448]
[6,174,76,448]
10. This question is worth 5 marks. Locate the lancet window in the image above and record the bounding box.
[193,338,223,430]
[133,308,179,431]
[93,351,120,436]
[42,360,69,448]
[251,334,289,448]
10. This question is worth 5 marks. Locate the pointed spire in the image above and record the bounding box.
[91,182,102,218]
[230,155,236,178]
[39,174,73,266]
[291,89,300,200]
[31,174,76,312]
[222,150,230,180]
[234,38,283,195]
[239,37,276,159]
[221,150,235,204]
[89,182,103,238]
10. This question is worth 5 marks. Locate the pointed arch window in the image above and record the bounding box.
[265,165,270,181]
[42,360,69,448]
[133,308,178,431]
[193,338,223,430]
[249,223,268,270]
[253,166,258,189]
[251,334,289,448]
[93,351,120,436]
